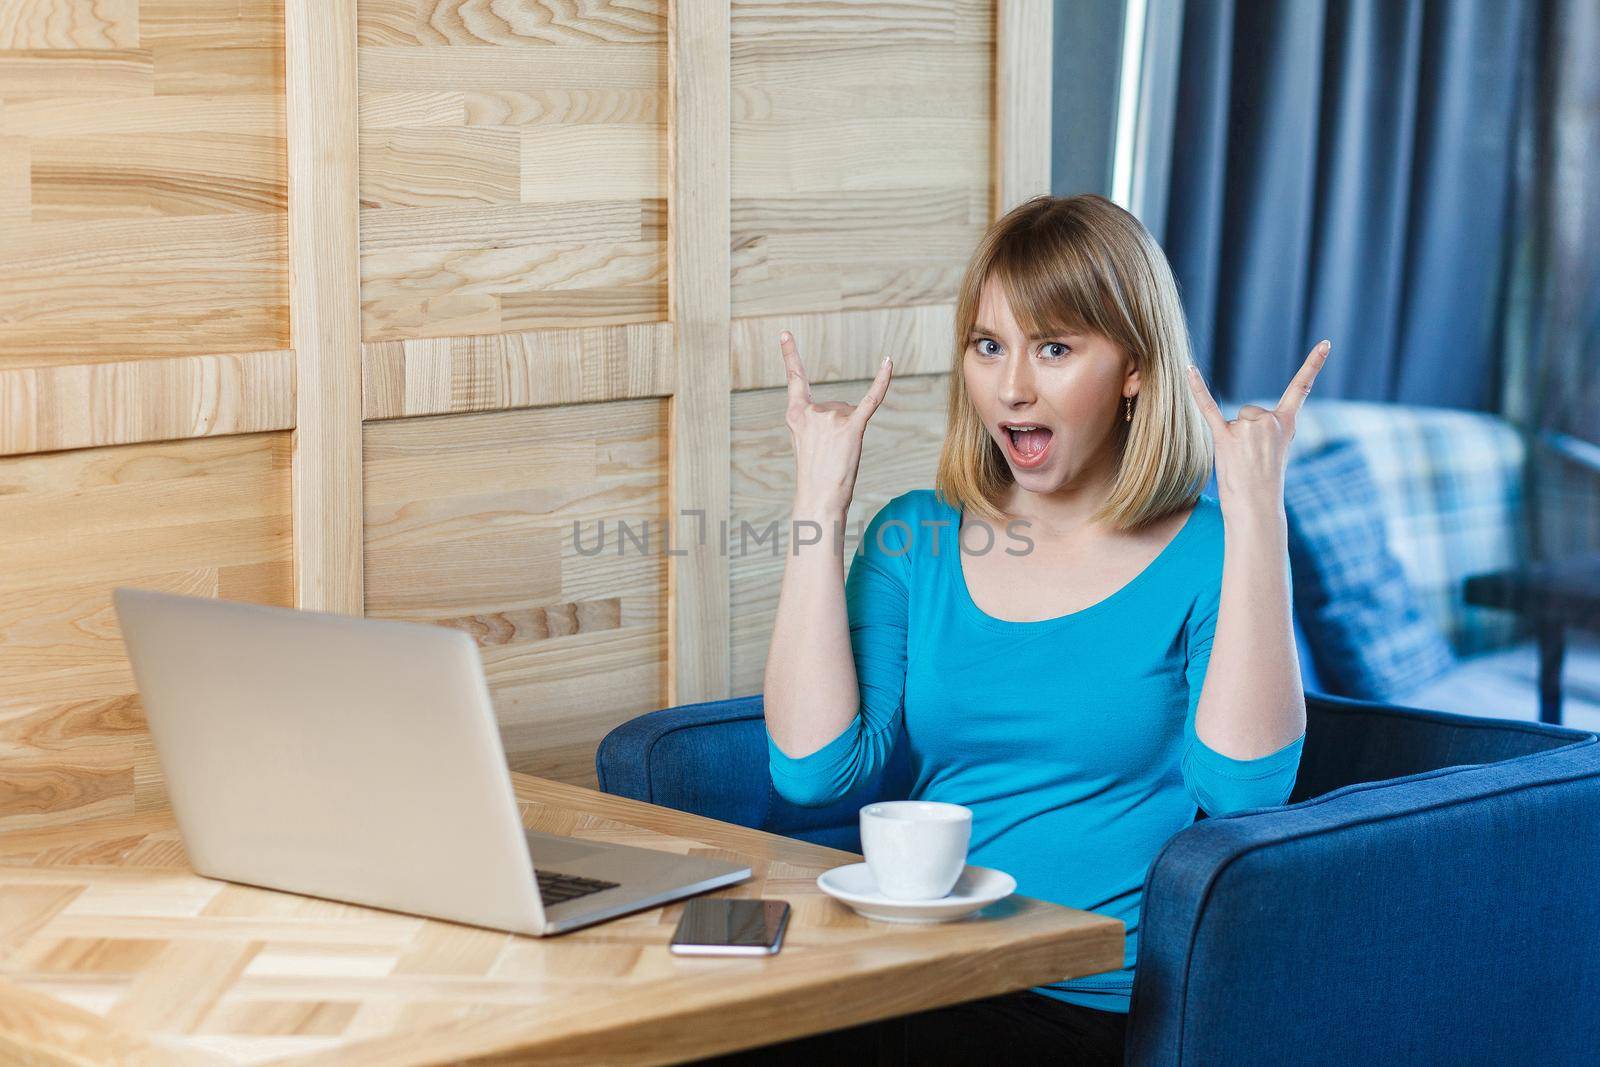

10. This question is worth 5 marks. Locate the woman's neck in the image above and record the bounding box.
[999,454,1120,542]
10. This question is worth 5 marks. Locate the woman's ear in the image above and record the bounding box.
[1123,356,1141,399]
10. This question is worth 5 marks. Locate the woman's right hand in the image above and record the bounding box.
[780,330,893,517]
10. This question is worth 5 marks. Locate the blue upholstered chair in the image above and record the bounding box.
[596,692,1600,1064]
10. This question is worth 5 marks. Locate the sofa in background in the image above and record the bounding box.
[597,692,1600,1066]
[1221,398,1600,730]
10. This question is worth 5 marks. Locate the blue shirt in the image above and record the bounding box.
[766,489,1305,1013]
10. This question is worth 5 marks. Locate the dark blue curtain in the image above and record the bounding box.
[1162,0,1531,409]
[1501,0,1600,560]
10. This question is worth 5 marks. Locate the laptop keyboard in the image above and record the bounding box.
[536,869,621,908]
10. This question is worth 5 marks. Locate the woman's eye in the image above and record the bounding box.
[971,339,1068,359]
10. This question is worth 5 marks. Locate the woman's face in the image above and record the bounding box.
[962,276,1140,498]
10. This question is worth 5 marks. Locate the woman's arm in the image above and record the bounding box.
[1185,341,1332,760]
[763,331,896,796]
[1193,507,1305,759]
[765,501,911,807]
[764,498,858,758]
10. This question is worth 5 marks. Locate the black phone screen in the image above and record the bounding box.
[670,898,791,954]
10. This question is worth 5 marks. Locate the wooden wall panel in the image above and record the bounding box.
[996,0,1052,214]
[730,305,958,391]
[728,0,991,319]
[0,349,295,457]
[0,0,288,367]
[355,0,668,343]
[287,0,363,614]
[362,400,668,788]
[730,374,949,696]
[362,322,673,421]
[666,1,733,705]
[0,432,294,833]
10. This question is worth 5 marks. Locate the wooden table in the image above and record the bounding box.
[0,774,1124,1066]
[1465,553,1600,724]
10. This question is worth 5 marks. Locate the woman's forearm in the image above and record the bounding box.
[1193,507,1307,758]
[763,504,863,759]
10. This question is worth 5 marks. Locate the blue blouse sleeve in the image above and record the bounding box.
[766,496,913,807]
[1179,574,1306,816]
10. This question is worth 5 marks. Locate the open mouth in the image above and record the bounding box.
[1002,425,1053,468]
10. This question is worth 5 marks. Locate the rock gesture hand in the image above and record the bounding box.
[780,331,893,517]
[1185,340,1332,515]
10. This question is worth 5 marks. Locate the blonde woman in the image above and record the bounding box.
[737,194,1329,1066]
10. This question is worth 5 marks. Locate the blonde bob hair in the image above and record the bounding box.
[934,193,1213,533]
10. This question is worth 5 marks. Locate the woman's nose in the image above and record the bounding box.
[998,351,1035,406]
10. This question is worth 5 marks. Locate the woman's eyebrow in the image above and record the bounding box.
[968,324,1079,340]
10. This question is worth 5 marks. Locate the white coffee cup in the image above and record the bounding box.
[859,801,972,900]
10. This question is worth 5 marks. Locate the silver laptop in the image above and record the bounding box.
[111,587,750,936]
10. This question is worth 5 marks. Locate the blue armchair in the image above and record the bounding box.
[597,692,1600,1064]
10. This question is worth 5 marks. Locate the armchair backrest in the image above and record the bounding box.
[1287,690,1590,801]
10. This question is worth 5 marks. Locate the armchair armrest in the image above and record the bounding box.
[1128,708,1600,1066]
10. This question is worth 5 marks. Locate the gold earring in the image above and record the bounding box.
[1124,396,1133,422]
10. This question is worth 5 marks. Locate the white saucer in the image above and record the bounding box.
[816,863,1017,923]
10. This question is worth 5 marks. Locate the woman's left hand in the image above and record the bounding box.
[1185,340,1332,516]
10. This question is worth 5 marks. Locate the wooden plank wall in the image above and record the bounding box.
[0,0,298,836]
[349,1,677,789]
[0,0,1051,832]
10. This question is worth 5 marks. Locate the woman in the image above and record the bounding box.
[734,194,1327,1065]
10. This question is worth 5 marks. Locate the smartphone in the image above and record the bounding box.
[669,898,791,956]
